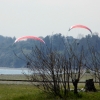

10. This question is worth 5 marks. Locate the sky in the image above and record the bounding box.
[0,0,100,38]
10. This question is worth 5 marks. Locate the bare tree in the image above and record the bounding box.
[85,45,100,87]
[18,36,86,96]
[22,44,71,98]
[80,34,100,88]
[66,41,85,94]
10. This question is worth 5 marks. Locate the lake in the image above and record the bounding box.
[0,67,29,75]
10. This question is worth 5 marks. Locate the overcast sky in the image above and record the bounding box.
[0,0,100,38]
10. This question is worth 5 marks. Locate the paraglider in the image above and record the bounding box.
[14,36,45,44]
[68,24,92,34]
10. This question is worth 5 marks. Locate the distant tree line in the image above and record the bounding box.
[0,32,99,68]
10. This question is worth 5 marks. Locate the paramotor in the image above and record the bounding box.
[14,36,45,44]
[68,24,92,34]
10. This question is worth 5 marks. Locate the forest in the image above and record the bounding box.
[0,32,99,68]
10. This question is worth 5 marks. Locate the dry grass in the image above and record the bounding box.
[0,74,27,80]
[0,73,99,85]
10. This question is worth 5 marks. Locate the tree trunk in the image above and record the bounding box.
[72,79,79,94]
[98,78,100,87]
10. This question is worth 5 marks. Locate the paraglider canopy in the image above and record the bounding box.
[68,24,92,34]
[14,36,45,44]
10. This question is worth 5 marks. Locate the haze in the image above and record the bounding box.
[0,0,100,38]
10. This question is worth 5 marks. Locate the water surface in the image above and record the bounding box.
[0,67,29,75]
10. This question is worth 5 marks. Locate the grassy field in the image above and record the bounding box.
[0,84,99,100]
[0,73,98,86]
[0,84,44,100]
[0,74,27,80]
[0,74,99,100]
[0,73,96,81]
